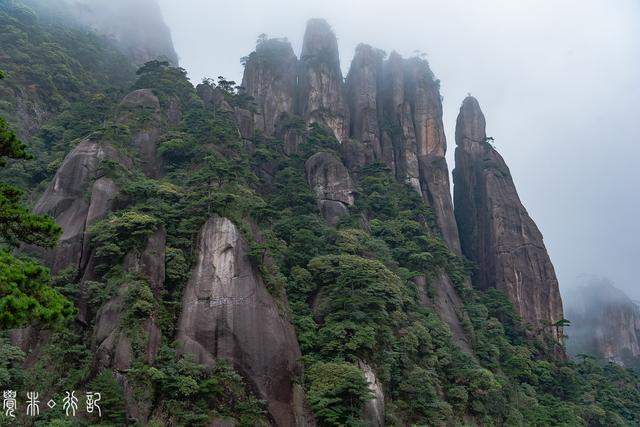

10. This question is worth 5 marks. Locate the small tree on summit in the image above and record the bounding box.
[0,70,74,330]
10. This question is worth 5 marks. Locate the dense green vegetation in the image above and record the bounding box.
[0,0,134,193]
[0,2,638,425]
[0,69,73,331]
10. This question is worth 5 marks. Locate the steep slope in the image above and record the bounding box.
[0,0,177,144]
[0,0,134,138]
[565,278,640,368]
[453,96,564,339]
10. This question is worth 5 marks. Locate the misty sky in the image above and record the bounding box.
[157,0,640,298]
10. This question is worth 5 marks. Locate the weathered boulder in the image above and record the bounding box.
[298,19,349,143]
[346,44,384,163]
[453,96,564,338]
[176,216,309,426]
[305,152,355,225]
[32,139,126,275]
[241,38,298,135]
[196,83,234,113]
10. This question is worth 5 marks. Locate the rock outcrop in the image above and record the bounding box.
[93,227,166,423]
[239,21,461,256]
[32,139,128,276]
[241,38,298,135]
[116,89,163,178]
[357,360,385,427]
[346,44,385,164]
[453,96,563,338]
[298,19,350,143]
[176,216,310,426]
[565,278,640,367]
[305,152,355,225]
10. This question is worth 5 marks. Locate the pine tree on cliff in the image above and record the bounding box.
[0,70,74,329]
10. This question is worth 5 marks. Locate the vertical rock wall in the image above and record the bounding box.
[176,216,310,426]
[453,96,564,338]
[241,38,298,135]
[240,20,461,255]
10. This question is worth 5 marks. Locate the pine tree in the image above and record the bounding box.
[0,70,74,330]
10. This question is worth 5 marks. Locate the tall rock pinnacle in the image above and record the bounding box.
[298,19,350,142]
[346,44,385,164]
[239,21,463,255]
[453,96,564,338]
[241,38,298,135]
[405,57,461,253]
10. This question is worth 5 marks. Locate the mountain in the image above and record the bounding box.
[2,4,640,426]
[453,96,564,340]
[565,277,640,369]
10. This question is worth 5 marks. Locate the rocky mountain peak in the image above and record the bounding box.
[300,18,340,70]
[298,18,350,142]
[72,0,178,66]
[241,37,298,135]
[456,95,486,149]
[453,96,564,339]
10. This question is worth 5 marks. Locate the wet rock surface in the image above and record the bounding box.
[176,216,309,426]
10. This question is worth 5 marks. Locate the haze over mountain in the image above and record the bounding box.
[158,0,640,299]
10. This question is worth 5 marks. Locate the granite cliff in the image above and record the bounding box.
[453,96,564,339]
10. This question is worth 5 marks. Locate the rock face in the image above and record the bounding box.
[32,139,126,276]
[453,96,563,338]
[298,19,350,142]
[241,38,298,135]
[565,278,640,367]
[239,21,461,256]
[382,52,421,193]
[176,216,309,426]
[117,89,163,178]
[305,152,355,225]
[357,360,385,427]
[346,44,385,164]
